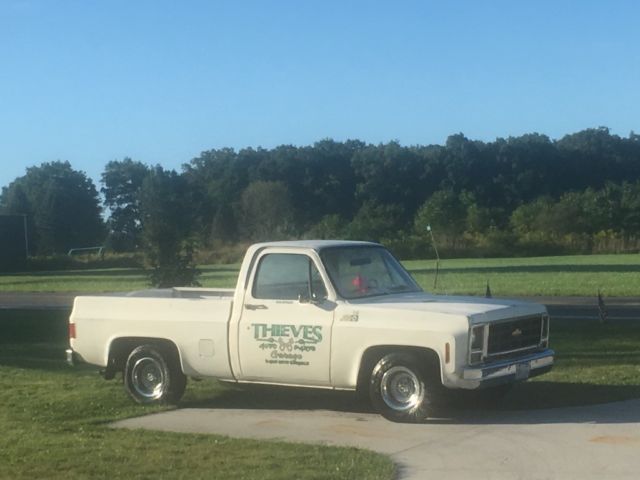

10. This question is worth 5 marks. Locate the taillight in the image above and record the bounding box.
[69,323,76,339]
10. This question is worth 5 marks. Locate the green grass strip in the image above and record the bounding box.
[2,253,640,296]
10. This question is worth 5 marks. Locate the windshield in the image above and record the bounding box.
[320,246,422,299]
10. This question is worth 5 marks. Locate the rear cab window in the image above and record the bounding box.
[252,253,327,301]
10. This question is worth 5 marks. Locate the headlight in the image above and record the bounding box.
[541,313,550,347]
[469,324,486,365]
[470,325,484,350]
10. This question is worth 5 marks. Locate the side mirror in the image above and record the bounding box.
[298,292,321,305]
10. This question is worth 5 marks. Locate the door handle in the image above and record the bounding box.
[245,304,268,310]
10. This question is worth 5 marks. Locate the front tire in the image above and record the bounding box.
[369,352,440,423]
[124,344,186,404]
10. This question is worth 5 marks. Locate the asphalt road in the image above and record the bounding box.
[2,292,640,321]
[0,292,79,309]
[0,291,119,310]
[547,302,640,321]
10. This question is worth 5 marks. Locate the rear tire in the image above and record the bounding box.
[369,352,441,423]
[124,344,186,404]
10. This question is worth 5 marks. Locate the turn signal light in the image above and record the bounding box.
[69,323,76,339]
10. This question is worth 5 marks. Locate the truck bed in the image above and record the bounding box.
[69,289,235,379]
[125,287,235,299]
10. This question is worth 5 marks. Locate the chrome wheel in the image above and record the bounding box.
[124,344,186,405]
[131,356,165,400]
[370,352,439,422]
[380,365,424,412]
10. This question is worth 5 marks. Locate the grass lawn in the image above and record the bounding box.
[0,265,239,293]
[1,253,640,296]
[497,318,640,409]
[0,309,394,480]
[405,253,640,297]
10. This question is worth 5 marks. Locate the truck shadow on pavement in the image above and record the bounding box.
[430,382,640,425]
[184,383,368,414]
[181,381,640,426]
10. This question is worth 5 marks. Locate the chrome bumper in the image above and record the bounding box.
[463,349,554,385]
[66,348,83,367]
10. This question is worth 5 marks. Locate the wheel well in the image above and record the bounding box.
[105,337,181,380]
[356,345,441,394]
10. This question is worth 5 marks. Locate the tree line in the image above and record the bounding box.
[2,127,640,268]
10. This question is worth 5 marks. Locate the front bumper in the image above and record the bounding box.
[462,349,554,388]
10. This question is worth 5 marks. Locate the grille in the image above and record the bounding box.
[487,315,543,358]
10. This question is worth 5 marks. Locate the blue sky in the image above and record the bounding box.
[1,0,638,191]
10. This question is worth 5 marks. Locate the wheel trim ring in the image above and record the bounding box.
[380,365,424,412]
[131,356,165,400]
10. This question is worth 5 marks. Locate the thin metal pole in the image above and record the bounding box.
[427,225,440,290]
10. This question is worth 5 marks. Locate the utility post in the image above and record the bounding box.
[427,224,440,290]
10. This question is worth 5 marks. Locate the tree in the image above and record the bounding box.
[555,127,640,192]
[139,167,199,287]
[0,161,104,255]
[509,197,554,235]
[620,181,640,236]
[182,147,258,244]
[282,139,360,228]
[351,141,425,225]
[152,128,640,255]
[414,190,467,249]
[306,214,349,239]
[347,202,406,242]
[210,203,238,242]
[101,158,150,251]
[239,181,294,241]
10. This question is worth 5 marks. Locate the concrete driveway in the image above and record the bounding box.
[113,398,640,480]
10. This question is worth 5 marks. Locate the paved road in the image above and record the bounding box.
[113,399,640,480]
[547,303,640,321]
[0,291,120,309]
[0,292,78,309]
[2,292,639,321]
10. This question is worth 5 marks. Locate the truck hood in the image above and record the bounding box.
[347,292,545,323]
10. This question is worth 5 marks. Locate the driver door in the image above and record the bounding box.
[237,251,334,386]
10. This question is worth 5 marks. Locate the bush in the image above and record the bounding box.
[147,248,200,288]
[139,167,200,287]
[26,252,143,271]
[305,214,349,240]
[382,234,433,260]
[194,241,250,265]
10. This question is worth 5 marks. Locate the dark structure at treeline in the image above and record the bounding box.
[2,127,640,262]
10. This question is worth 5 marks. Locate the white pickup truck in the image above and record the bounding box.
[67,240,554,422]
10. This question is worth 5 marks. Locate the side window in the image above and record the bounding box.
[253,254,327,301]
[310,263,328,301]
